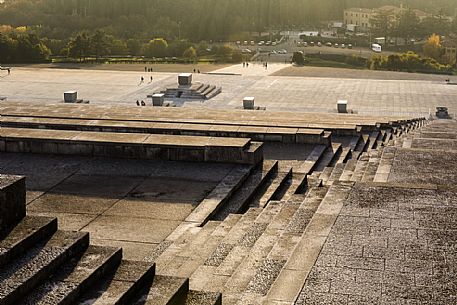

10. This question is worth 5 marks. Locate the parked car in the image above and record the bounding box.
[303,42,308,47]
[326,42,332,47]
[348,44,353,49]
[317,42,322,47]
[341,43,346,49]
[334,43,339,48]
[310,41,315,46]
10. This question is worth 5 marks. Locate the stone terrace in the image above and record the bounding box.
[3,103,455,305]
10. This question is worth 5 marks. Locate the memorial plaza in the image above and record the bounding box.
[0,64,456,304]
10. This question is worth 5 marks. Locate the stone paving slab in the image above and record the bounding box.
[388,148,457,186]
[1,66,454,115]
[297,182,457,305]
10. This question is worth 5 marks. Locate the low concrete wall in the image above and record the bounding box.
[0,175,26,231]
[0,132,263,165]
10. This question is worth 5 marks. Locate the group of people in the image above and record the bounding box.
[144,67,153,72]
[139,75,153,85]
[242,62,250,68]
[136,100,146,106]
[193,68,201,73]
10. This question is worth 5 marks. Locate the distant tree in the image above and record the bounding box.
[292,51,305,65]
[91,30,109,59]
[144,38,168,58]
[395,8,420,45]
[67,32,90,60]
[370,9,394,45]
[126,39,141,55]
[183,46,197,59]
[423,34,443,61]
[0,32,15,62]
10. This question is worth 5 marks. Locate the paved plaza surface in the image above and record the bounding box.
[0,152,235,260]
[1,64,457,116]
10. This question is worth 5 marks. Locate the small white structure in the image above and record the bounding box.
[178,73,192,86]
[64,91,77,103]
[152,93,165,106]
[243,97,255,110]
[337,100,348,113]
[371,43,382,53]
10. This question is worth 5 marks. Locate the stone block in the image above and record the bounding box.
[178,73,192,86]
[64,91,77,103]
[337,100,347,113]
[152,93,165,107]
[243,97,255,110]
[0,175,26,231]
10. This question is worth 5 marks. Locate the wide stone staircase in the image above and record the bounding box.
[161,83,222,100]
[136,118,427,304]
[0,101,431,304]
[0,176,221,305]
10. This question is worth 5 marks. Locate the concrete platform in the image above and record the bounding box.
[0,153,236,260]
[0,127,260,164]
[1,66,456,116]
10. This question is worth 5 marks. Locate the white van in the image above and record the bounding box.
[371,43,382,53]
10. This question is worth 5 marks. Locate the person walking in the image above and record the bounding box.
[7,68,10,75]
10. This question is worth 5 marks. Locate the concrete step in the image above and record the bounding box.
[250,166,293,208]
[362,158,381,182]
[282,172,307,200]
[20,245,122,304]
[318,167,333,184]
[188,208,262,285]
[373,147,396,183]
[354,134,369,152]
[348,135,363,151]
[155,221,220,278]
[185,165,252,226]
[185,290,221,305]
[313,144,342,172]
[0,216,57,267]
[0,230,89,305]
[269,182,353,304]
[216,201,290,301]
[339,159,357,182]
[190,204,281,294]
[231,186,331,303]
[78,260,155,305]
[328,162,346,183]
[134,275,188,305]
[350,160,368,182]
[367,131,381,150]
[336,147,351,164]
[212,160,278,220]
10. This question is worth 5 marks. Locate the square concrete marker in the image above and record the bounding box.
[178,73,192,86]
[152,93,165,106]
[64,91,77,103]
[243,97,255,110]
[337,100,347,113]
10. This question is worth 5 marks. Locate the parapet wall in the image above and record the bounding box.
[0,175,26,231]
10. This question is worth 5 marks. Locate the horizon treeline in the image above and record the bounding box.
[0,0,456,42]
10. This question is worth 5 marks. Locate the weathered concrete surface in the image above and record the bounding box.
[0,175,26,231]
[297,183,457,305]
[1,66,457,115]
[0,152,234,260]
[389,148,457,186]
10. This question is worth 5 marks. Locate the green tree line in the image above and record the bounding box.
[1,0,456,42]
